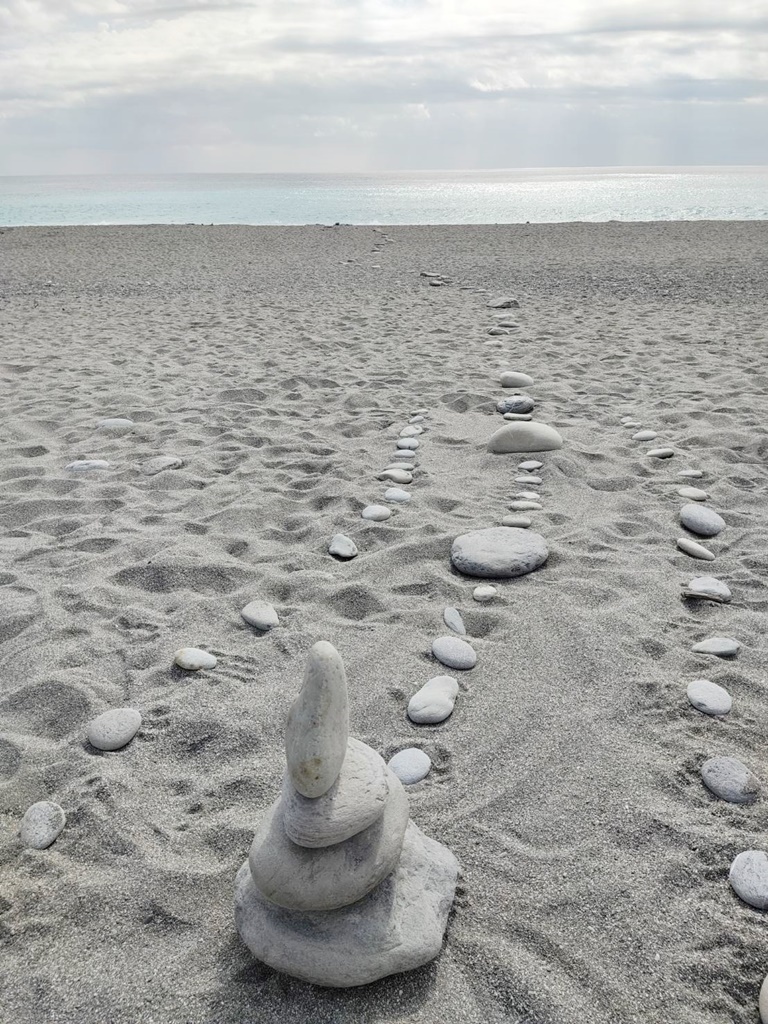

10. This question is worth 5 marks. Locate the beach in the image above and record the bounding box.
[1,221,767,1023]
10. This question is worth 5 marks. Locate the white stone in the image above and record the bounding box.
[86,708,142,751]
[409,415,425,423]
[681,576,731,603]
[66,459,110,471]
[487,296,519,308]
[98,417,134,433]
[692,636,740,657]
[285,641,349,799]
[518,460,543,471]
[760,974,768,1024]
[678,486,708,501]
[687,679,732,716]
[361,505,391,522]
[432,636,477,670]
[241,600,279,630]
[620,417,635,424]
[677,537,715,560]
[503,413,533,421]
[502,515,532,528]
[496,395,535,415]
[647,448,675,458]
[488,327,508,336]
[488,422,563,454]
[622,421,641,428]
[384,488,411,503]
[443,607,466,635]
[399,426,423,438]
[140,455,183,476]
[388,748,432,784]
[680,504,725,537]
[509,500,543,511]
[473,585,497,603]
[678,469,704,478]
[515,475,542,484]
[408,675,459,724]
[500,371,534,388]
[282,738,389,848]
[632,430,657,441]
[174,647,217,670]
[729,851,768,910]
[391,450,416,461]
[378,469,412,484]
[452,527,547,578]
[512,491,540,501]
[396,438,419,450]
[385,462,415,471]
[329,534,358,559]
[701,756,760,804]
[234,823,458,987]
[19,801,66,850]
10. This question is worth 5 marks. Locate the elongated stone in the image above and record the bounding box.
[488,296,519,308]
[396,438,419,450]
[443,607,466,635]
[488,422,563,454]
[285,641,349,799]
[680,504,725,538]
[408,675,459,724]
[678,486,708,501]
[496,395,534,415]
[452,527,547,578]
[98,417,134,433]
[692,637,740,657]
[518,460,543,471]
[174,647,217,670]
[66,459,110,471]
[632,430,657,441]
[678,469,704,479]
[647,448,675,458]
[677,537,715,561]
[508,500,543,511]
[701,756,760,804]
[500,371,534,388]
[432,636,476,670]
[502,514,532,528]
[378,469,412,484]
[504,413,532,421]
[681,576,731,603]
[20,801,66,850]
[687,679,731,716]
[241,600,279,630]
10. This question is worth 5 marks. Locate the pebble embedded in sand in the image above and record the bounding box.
[632,430,657,441]
[488,422,563,454]
[407,676,459,724]
[399,426,423,438]
[20,801,66,850]
[66,459,111,471]
[396,438,419,450]
[432,636,477,670]
[680,504,725,538]
[174,647,217,670]
[760,975,768,1024]
[503,413,533,421]
[502,515,532,528]
[515,475,542,484]
[409,415,425,424]
[681,576,731,603]
[488,327,508,336]
[98,417,134,433]
[620,417,635,424]
[701,756,760,804]
[497,395,535,415]
[512,491,540,501]
[388,748,432,784]
[647,448,675,458]
[692,637,740,657]
[443,607,466,635]
[729,851,768,910]
[687,679,731,716]
[241,600,280,630]
[509,500,543,511]
[385,462,415,471]
[384,488,411,503]
[473,585,497,603]
[487,296,519,309]
[677,537,715,560]
[500,371,534,388]
[623,421,641,428]
[518,460,543,471]
[392,450,416,461]
[678,487,708,501]
[140,455,184,476]
[452,526,547,578]
[378,469,412,484]
[86,708,142,751]
[678,469,704,478]
[361,505,391,522]
[329,534,358,560]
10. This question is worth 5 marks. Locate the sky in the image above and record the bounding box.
[0,0,767,174]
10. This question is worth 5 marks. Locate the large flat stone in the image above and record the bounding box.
[451,527,548,578]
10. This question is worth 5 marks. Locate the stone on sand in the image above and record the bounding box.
[452,527,547,578]
[678,469,704,479]
[729,851,768,910]
[140,455,184,476]
[677,537,715,561]
[687,679,731,716]
[509,500,542,511]
[518,460,543,471]
[396,438,419,450]
[86,708,142,751]
[647,448,675,459]
[361,505,391,522]
[385,488,411,503]
[241,600,280,630]
[678,486,708,501]
[443,607,466,635]
[378,469,412,484]
[487,297,519,308]
[66,459,110,471]
[496,395,535,415]
[502,514,532,528]
[329,535,358,559]
[500,371,534,388]
[681,576,731,603]
[473,584,497,603]
[388,748,432,784]
[515,475,542,484]
[98,417,134,433]
[20,801,66,850]
[701,756,760,804]
[399,426,422,438]
[692,637,740,657]
[680,503,726,538]
[488,422,563,454]
[504,413,532,421]
[408,675,459,724]
[632,430,657,441]
[174,647,217,670]
[431,636,476,670]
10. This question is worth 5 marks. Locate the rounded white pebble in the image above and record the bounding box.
[473,585,497,603]
[329,534,358,559]
[66,459,110,471]
[388,748,432,785]
[678,469,704,478]
[678,486,708,501]
[86,708,142,751]
[174,647,217,671]
[502,514,532,528]
[500,371,534,388]
[396,438,419,450]
[378,469,413,484]
[20,801,66,850]
[241,600,279,630]
[98,417,134,433]
[692,636,740,657]
[687,679,731,716]
[647,447,675,459]
[361,504,391,521]
[632,430,657,441]
[384,488,411,503]
[677,537,715,561]
[515,475,542,484]
[432,636,477,670]
[518,460,543,471]
[730,851,768,910]
[407,675,459,724]
[399,426,423,438]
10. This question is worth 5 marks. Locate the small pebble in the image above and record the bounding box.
[509,500,543,511]
[502,514,532,528]
[500,371,534,388]
[66,459,110,471]
[399,426,423,438]
[687,679,732,716]
[623,421,641,428]
[692,636,740,657]
[98,417,134,433]
[20,801,66,850]
[396,438,419,450]
[329,534,358,560]
[647,448,675,458]
[678,469,704,478]
[407,676,459,724]
[677,537,715,560]
[361,505,391,522]
[620,417,635,424]
[487,296,520,309]
[432,636,477,670]
[632,430,657,441]
[388,748,432,785]
[412,408,427,415]
[409,415,425,424]
[678,486,708,501]
[241,600,279,630]
[518,460,543,471]
[385,462,415,471]
[392,450,416,461]
[512,491,540,501]
[680,503,725,537]
[443,607,466,635]
[86,708,142,751]
[760,975,768,1024]
[174,647,217,670]
[515,475,542,484]
[385,488,411,503]
[729,850,768,909]
[504,413,533,421]
[681,576,731,603]
[497,395,535,415]
[473,585,497,603]
[701,756,760,804]
[378,469,412,484]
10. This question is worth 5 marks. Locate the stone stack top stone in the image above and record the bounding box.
[285,640,349,798]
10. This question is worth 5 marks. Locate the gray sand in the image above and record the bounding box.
[1,222,768,1023]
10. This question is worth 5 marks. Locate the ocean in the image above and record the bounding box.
[0,167,766,227]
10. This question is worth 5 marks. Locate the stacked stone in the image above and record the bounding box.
[234,641,458,988]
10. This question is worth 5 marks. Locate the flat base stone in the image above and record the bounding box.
[451,527,548,579]
[235,823,458,987]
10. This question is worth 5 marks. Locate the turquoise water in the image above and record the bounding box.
[1,168,766,226]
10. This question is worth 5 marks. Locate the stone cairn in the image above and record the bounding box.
[234,640,459,987]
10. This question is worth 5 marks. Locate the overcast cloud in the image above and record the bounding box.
[0,0,766,173]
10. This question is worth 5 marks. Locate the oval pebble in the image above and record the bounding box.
[677,537,715,561]
[647,448,675,459]
[515,475,542,484]
[388,748,431,785]
[409,415,425,424]
[20,801,66,850]
[680,503,725,538]
[632,430,657,441]
[384,462,414,471]
[678,486,708,501]
[760,975,768,1024]
[623,421,641,428]
[509,500,543,511]
[384,488,411,503]
[502,514,532,528]
[701,756,760,804]
[687,679,732,716]
[682,576,731,603]
[86,708,142,751]
[361,505,391,522]
[500,371,534,388]
[518,460,543,471]
[98,417,134,433]
[391,450,416,461]
[407,675,459,724]
[432,636,477,670]
[473,585,497,603]
[378,469,412,484]
[396,438,419,450]
[620,417,635,424]
[399,426,422,438]
[488,422,563,454]
[504,413,532,421]
[512,490,540,501]
[329,534,358,559]
[497,395,535,415]
[729,850,768,910]
[678,469,704,478]
[443,607,466,635]
[174,647,217,670]
[241,600,279,630]
[692,637,740,657]
[66,459,110,471]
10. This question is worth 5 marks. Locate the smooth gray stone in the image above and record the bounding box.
[488,422,563,454]
[515,475,542,484]
[396,438,419,450]
[487,327,508,336]
[620,417,635,424]
[411,408,428,415]
[677,537,715,560]
[388,748,432,784]
[729,851,768,909]
[86,708,142,751]
[473,585,497,603]
[98,417,134,433]
[408,675,459,724]
[701,756,760,804]
[678,486,708,501]
[692,637,740,657]
[681,576,731,603]
[391,450,416,461]
[503,413,532,421]
[431,636,477,670]
[20,801,65,850]
[678,469,704,478]
[140,455,183,476]
[361,505,391,522]
[399,426,422,438]
[235,822,458,987]
[174,647,217,670]
[329,534,358,559]
[518,460,543,470]
[443,607,466,635]
[496,395,535,415]
[282,738,389,848]
[241,600,279,630]
[409,415,425,423]
[500,371,534,388]
[286,641,349,799]
[508,500,543,510]
[632,430,657,441]
[385,488,411,503]
[248,773,408,911]
[760,974,768,1023]
[647,448,675,458]
[512,490,540,500]
[495,318,519,327]
[623,421,641,428]
[680,503,726,538]
[384,462,415,471]
[687,679,732,716]
[451,527,547,578]
[378,469,412,484]
[66,459,110,471]
[487,296,520,308]
[502,515,532,528]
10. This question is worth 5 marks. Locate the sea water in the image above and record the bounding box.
[0,167,766,226]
